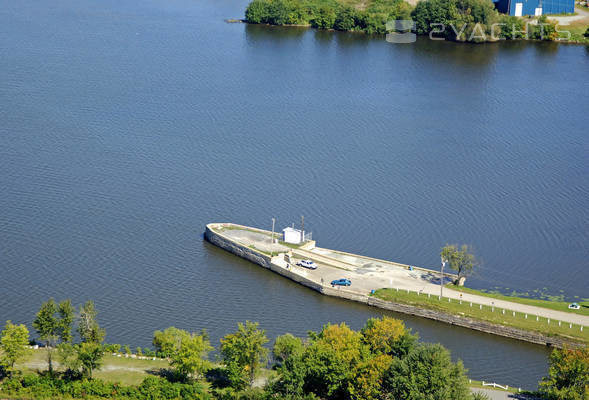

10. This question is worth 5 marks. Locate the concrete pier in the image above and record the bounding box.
[205,223,587,348]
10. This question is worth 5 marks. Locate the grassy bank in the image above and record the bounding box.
[15,350,169,386]
[446,285,589,317]
[372,289,589,344]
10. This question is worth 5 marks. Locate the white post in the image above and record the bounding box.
[513,311,515,317]
[548,319,550,324]
[480,304,482,310]
[470,302,472,307]
[558,321,561,327]
[525,314,527,319]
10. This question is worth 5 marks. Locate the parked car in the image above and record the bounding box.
[331,278,351,286]
[568,302,580,310]
[297,260,317,270]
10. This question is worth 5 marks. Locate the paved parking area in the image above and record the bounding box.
[222,229,289,253]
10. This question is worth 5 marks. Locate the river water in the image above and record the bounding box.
[1,0,588,390]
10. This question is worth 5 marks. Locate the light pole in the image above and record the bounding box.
[440,256,446,298]
[271,217,275,246]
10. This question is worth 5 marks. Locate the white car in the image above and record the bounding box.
[568,303,580,310]
[297,260,317,270]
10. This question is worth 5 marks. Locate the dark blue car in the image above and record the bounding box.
[331,278,351,286]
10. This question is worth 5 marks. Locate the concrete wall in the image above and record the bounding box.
[205,224,581,349]
[205,225,323,292]
[205,225,273,269]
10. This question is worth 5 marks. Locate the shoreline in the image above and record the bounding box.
[205,223,587,348]
[239,20,589,45]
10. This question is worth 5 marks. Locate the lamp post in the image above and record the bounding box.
[440,256,446,298]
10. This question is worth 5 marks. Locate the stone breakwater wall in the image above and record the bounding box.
[204,224,581,349]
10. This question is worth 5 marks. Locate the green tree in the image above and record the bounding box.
[78,300,105,344]
[411,0,500,41]
[153,326,191,358]
[334,7,357,31]
[302,323,368,399]
[77,342,104,379]
[170,331,213,381]
[441,244,477,282]
[75,301,105,378]
[383,343,470,400]
[311,5,337,29]
[245,0,271,23]
[57,342,81,375]
[32,298,74,374]
[268,334,307,398]
[539,345,589,400]
[348,354,394,400]
[0,321,31,375]
[273,333,304,366]
[361,316,417,357]
[530,15,558,41]
[220,321,269,389]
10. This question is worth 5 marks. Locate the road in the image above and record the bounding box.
[471,388,543,400]
[289,250,589,327]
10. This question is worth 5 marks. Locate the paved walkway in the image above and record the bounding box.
[550,6,589,25]
[471,388,542,400]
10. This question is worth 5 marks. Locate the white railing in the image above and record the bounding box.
[386,287,587,331]
[482,381,508,390]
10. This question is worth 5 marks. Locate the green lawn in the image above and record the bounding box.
[372,289,589,344]
[446,285,589,317]
[16,350,170,386]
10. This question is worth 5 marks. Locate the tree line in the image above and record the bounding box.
[1,298,587,399]
[245,0,561,42]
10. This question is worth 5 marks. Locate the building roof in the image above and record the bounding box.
[283,227,301,233]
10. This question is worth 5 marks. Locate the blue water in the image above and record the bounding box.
[1,0,588,389]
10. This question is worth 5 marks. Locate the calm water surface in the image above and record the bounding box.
[1,0,588,389]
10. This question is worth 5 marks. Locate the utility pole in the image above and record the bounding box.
[301,215,304,243]
[440,256,445,298]
[271,217,276,247]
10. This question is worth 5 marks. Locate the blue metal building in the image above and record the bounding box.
[494,0,574,16]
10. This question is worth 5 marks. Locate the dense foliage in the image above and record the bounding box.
[268,318,472,400]
[245,0,413,34]
[245,0,561,41]
[539,345,589,400]
[0,375,210,400]
[2,298,586,399]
